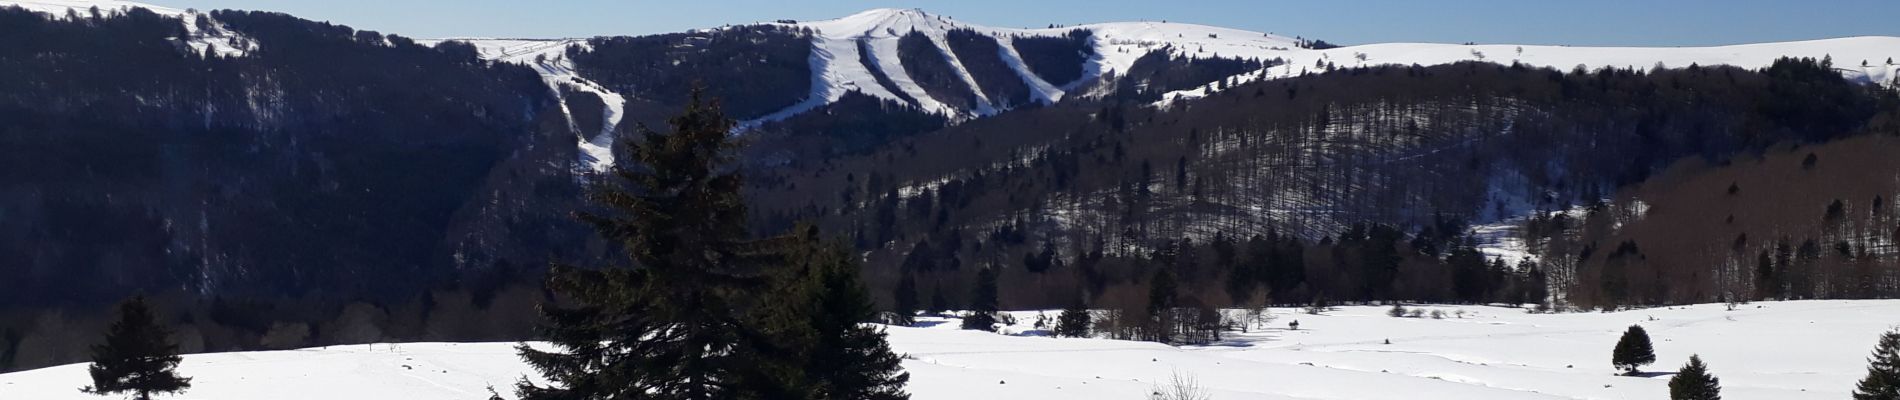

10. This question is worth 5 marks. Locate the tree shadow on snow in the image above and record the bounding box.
[1010,329,1054,337]
[1195,331,1290,348]
[1627,371,1678,378]
[905,320,950,328]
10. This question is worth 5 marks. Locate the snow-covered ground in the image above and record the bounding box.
[6,300,1897,399]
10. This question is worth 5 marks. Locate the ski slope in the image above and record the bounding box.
[6,300,1897,399]
[766,9,1306,121]
[425,38,622,172]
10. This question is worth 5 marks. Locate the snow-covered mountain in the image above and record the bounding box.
[429,7,1900,169]
[8,0,1898,152]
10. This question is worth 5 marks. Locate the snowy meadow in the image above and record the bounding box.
[5,300,1896,400]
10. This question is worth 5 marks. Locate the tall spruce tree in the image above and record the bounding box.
[81,296,191,400]
[765,226,911,400]
[516,89,768,400]
[1855,329,1900,400]
[1055,296,1092,338]
[961,267,1000,331]
[1612,325,1658,375]
[891,271,919,326]
[1147,268,1180,343]
[1668,354,1721,400]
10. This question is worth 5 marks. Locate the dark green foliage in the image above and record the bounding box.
[1055,297,1092,338]
[1613,325,1657,375]
[1011,29,1092,85]
[1147,268,1179,343]
[891,272,919,326]
[1112,50,1274,103]
[944,28,1033,109]
[1668,354,1721,400]
[569,25,812,119]
[928,290,952,316]
[516,90,764,400]
[750,91,947,159]
[0,7,563,309]
[898,31,980,112]
[1759,56,1883,143]
[760,228,911,400]
[82,296,191,400]
[1023,241,1060,273]
[1855,329,1900,400]
[961,267,1000,331]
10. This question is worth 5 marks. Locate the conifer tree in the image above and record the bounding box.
[81,296,191,400]
[891,271,919,326]
[1668,354,1721,400]
[928,290,952,316]
[767,227,911,400]
[961,267,1000,331]
[1147,268,1179,343]
[1855,329,1900,400]
[1613,325,1657,375]
[516,89,770,400]
[1055,296,1092,338]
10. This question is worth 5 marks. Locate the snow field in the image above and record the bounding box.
[6,300,1898,399]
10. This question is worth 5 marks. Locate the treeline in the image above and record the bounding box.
[882,219,1550,328]
[1102,49,1278,103]
[898,30,982,112]
[567,24,813,120]
[945,28,1034,109]
[746,91,950,161]
[1527,130,1900,311]
[1010,29,1092,86]
[0,267,549,373]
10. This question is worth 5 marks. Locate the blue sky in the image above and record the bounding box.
[151,0,1900,46]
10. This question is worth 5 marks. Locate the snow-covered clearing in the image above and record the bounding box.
[5,300,1896,399]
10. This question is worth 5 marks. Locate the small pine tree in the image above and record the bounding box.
[961,267,1000,331]
[1854,329,1900,400]
[1613,325,1658,375]
[1055,297,1092,338]
[1668,354,1721,400]
[81,296,192,400]
[1387,303,1408,318]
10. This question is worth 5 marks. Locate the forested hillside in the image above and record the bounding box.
[0,6,587,371]
[746,59,1898,317]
